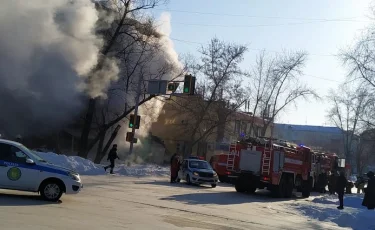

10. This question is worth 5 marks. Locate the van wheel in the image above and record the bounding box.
[211,184,217,188]
[40,180,64,202]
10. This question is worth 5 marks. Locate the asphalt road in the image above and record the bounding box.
[0,175,346,230]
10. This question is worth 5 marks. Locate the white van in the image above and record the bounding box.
[0,139,82,201]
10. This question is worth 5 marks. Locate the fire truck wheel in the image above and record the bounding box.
[186,175,191,185]
[285,177,294,198]
[247,186,256,194]
[235,179,247,193]
[302,190,310,198]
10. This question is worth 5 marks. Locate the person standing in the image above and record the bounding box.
[104,144,120,174]
[328,171,337,195]
[336,171,348,210]
[170,153,180,183]
[362,171,375,210]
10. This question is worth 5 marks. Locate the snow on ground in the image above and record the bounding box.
[288,194,375,230]
[34,151,169,177]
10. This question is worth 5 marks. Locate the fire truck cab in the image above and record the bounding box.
[231,138,315,198]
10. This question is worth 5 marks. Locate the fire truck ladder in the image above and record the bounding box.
[262,149,272,175]
[226,142,237,171]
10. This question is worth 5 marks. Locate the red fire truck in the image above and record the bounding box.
[229,137,347,198]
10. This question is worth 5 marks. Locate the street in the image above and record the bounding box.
[0,175,347,230]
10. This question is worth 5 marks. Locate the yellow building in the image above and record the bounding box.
[150,95,273,161]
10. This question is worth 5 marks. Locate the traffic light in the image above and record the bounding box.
[129,114,141,129]
[183,74,196,95]
[167,82,179,92]
[126,132,134,142]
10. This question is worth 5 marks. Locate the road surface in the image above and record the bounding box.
[0,175,346,230]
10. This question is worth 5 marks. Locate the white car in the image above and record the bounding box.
[0,139,82,201]
[178,158,219,188]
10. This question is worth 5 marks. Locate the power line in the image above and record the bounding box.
[153,8,369,22]
[169,38,342,83]
[170,37,338,57]
[168,19,368,29]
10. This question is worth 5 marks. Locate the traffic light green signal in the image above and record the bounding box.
[183,74,196,95]
[129,114,140,129]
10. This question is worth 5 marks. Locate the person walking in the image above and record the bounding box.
[104,144,120,174]
[362,171,375,210]
[336,171,348,210]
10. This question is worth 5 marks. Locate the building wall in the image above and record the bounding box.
[149,96,273,161]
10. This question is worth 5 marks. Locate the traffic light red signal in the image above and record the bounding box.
[129,114,140,129]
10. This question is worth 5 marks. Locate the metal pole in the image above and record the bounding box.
[128,74,143,156]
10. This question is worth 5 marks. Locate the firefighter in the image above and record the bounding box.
[336,171,348,210]
[328,170,337,195]
[170,153,180,183]
[362,171,375,210]
[104,144,119,174]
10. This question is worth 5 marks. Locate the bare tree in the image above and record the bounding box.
[247,51,318,136]
[168,38,248,156]
[78,0,167,158]
[327,85,372,169]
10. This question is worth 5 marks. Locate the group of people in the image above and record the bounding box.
[321,170,375,210]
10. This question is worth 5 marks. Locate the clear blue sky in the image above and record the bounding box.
[150,0,372,126]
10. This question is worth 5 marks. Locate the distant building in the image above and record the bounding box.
[273,124,344,155]
[273,123,360,173]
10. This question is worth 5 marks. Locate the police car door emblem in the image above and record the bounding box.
[7,167,22,181]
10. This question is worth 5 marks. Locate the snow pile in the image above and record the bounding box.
[289,194,375,230]
[34,151,169,177]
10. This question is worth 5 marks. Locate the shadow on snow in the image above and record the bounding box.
[0,192,62,206]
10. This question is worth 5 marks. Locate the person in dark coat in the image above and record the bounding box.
[104,144,119,174]
[362,171,375,210]
[170,153,180,183]
[336,171,348,210]
[328,171,337,195]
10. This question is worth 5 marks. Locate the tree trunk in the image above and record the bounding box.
[78,98,96,158]
[94,131,106,164]
[94,125,121,164]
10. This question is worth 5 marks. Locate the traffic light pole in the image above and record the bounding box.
[128,74,143,156]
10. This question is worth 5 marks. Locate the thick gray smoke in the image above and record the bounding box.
[0,0,119,136]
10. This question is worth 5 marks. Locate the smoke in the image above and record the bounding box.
[0,0,119,136]
[112,12,183,163]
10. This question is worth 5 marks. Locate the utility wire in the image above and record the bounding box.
[170,37,338,57]
[170,38,342,83]
[153,8,368,22]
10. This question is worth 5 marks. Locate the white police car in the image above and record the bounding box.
[178,158,218,188]
[0,139,82,201]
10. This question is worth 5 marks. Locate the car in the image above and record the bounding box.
[0,139,83,201]
[177,158,218,188]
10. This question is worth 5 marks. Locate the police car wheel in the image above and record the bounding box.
[40,181,63,202]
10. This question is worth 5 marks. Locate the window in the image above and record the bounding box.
[0,143,28,164]
[189,160,212,169]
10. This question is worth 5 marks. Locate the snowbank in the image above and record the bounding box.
[289,194,375,230]
[34,151,169,177]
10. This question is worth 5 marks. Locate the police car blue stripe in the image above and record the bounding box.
[0,160,68,176]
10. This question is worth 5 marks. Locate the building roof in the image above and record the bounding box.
[274,124,343,134]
